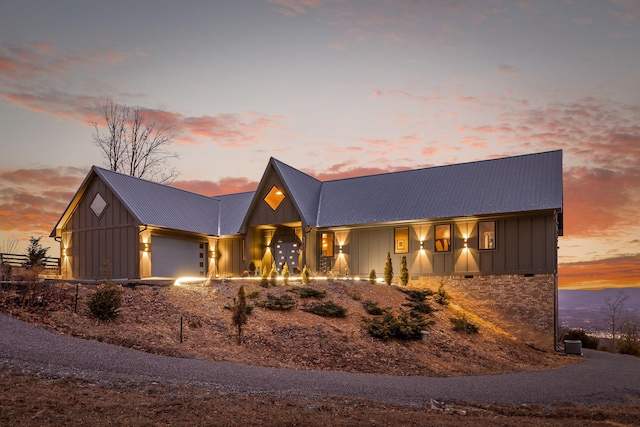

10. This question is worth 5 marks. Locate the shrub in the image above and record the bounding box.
[399,288,432,302]
[363,310,430,341]
[88,283,122,320]
[561,329,600,350]
[260,269,269,287]
[301,265,310,285]
[400,256,409,286]
[244,288,261,299]
[302,301,347,318]
[383,252,393,285]
[289,286,326,299]
[368,269,377,284]
[282,263,290,285]
[269,261,278,286]
[404,301,434,315]
[362,300,386,316]
[231,286,248,343]
[434,283,449,306]
[257,294,296,311]
[451,314,479,334]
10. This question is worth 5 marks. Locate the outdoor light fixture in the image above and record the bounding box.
[419,241,424,250]
[62,248,67,257]
[143,242,150,252]
[463,238,468,249]
[339,245,343,254]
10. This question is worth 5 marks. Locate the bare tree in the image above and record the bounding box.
[603,290,630,352]
[92,100,179,183]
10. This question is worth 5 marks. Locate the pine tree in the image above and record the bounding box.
[369,269,377,284]
[23,236,49,269]
[269,261,278,286]
[384,252,393,286]
[400,256,409,286]
[282,263,290,285]
[231,286,248,344]
[301,265,310,285]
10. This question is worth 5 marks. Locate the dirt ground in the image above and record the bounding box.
[3,279,639,426]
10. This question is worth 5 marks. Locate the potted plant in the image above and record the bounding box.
[248,261,256,277]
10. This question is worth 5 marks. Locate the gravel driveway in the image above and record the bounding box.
[2,313,639,407]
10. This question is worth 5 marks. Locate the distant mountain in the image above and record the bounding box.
[558,288,640,333]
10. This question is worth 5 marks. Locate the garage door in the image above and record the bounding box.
[151,236,207,278]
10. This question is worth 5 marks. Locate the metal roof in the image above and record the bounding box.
[52,151,563,239]
[215,191,255,236]
[94,167,220,235]
[316,150,563,227]
[271,158,323,227]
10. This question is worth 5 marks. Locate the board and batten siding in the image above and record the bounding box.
[62,176,139,280]
[216,236,244,277]
[246,172,302,227]
[320,212,557,278]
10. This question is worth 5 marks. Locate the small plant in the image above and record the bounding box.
[363,310,431,341]
[22,236,49,270]
[369,269,377,284]
[451,314,479,334]
[434,282,449,305]
[269,261,278,286]
[399,288,432,302]
[302,301,347,318]
[400,256,409,286]
[248,261,256,276]
[282,263,290,285]
[301,265,310,284]
[257,294,296,311]
[88,283,122,320]
[362,300,386,316]
[244,288,261,299]
[561,328,599,350]
[289,286,326,299]
[383,252,393,285]
[405,301,434,315]
[231,286,248,343]
[260,268,269,287]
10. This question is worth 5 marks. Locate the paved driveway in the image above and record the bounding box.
[2,313,639,406]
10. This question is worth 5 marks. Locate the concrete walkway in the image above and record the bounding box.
[1,313,639,406]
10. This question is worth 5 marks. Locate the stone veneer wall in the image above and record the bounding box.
[412,274,557,351]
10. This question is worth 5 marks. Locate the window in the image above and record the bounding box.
[321,232,334,257]
[90,192,108,218]
[264,185,285,211]
[479,221,496,250]
[434,224,451,252]
[394,227,409,254]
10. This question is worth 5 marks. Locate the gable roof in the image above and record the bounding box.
[51,166,221,237]
[52,151,563,239]
[316,150,563,227]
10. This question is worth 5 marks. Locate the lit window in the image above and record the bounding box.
[264,186,285,211]
[479,221,496,250]
[394,227,408,254]
[435,225,451,252]
[321,232,334,257]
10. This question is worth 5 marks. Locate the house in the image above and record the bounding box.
[51,150,563,349]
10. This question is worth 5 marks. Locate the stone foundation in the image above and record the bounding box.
[412,274,557,351]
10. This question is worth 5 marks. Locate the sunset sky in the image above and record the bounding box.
[1,0,639,290]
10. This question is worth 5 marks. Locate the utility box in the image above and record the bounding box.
[564,340,583,356]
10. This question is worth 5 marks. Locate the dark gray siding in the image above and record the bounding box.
[63,176,139,280]
[217,236,244,277]
[247,171,302,227]
[319,212,558,278]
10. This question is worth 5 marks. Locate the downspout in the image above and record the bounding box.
[553,210,559,350]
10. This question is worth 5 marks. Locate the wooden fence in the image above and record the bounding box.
[0,253,61,279]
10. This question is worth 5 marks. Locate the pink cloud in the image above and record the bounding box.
[559,254,640,289]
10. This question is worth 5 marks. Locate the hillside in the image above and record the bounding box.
[1,279,573,377]
[559,288,640,332]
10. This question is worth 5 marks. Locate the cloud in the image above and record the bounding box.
[268,0,322,17]
[559,254,640,289]
[172,177,258,196]
[497,64,522,75]
[0,166,86,238]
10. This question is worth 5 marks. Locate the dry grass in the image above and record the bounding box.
[2,279,572,377]
[3,279,640,426]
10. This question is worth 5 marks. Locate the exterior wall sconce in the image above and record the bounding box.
[419,241,424,250]
[463,238,468,248]
[143,242,150,252]
[62,248,67,257]
[339,245,343,254]
[210,249,216,258]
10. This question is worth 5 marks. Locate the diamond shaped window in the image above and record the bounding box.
[90,193,108,218]
[264,186,285,211]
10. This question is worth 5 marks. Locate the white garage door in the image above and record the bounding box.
[151,236,206,278]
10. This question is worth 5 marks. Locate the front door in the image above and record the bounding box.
[274,241,300,273]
